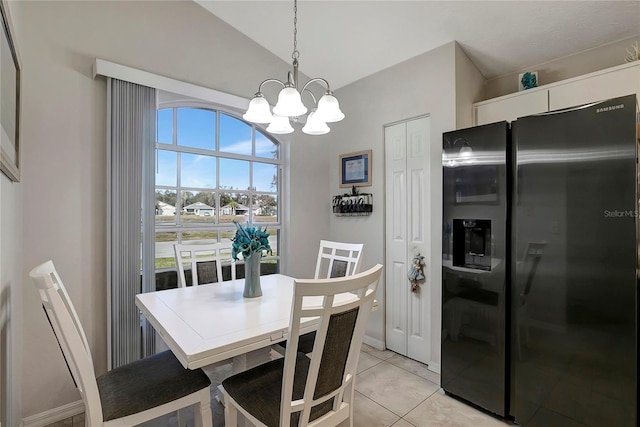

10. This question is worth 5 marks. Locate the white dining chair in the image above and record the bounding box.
[222,264,383,427]
[314,240,364,279]
[278,240,365,355]
[515,241,547,359]
[29,260,213,427]
[174,241,237,287]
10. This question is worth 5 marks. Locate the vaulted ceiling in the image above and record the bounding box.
[197,1,640,90]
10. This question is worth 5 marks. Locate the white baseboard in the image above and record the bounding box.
[428,361,441,374]
[363,335,385,351]
[22,400,84,427]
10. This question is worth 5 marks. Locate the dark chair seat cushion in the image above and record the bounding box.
[222,352,333,427]
[457,287,499,306]
[279,331,316,354]
[96,350,211,421]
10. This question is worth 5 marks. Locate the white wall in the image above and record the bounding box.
[326,42,459,368]
[15,0,328,419]
[0,1,23,425]
[284,132,331,279]
[0,176,22,427]
[455,43,485,130]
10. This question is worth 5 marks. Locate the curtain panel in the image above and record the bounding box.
[108,78,156,368]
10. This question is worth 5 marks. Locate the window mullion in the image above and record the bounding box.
[154,103,282,284]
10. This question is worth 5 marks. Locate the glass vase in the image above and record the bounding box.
[243,253,262,298]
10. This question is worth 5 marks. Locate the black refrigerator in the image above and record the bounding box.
[441,94,638,426]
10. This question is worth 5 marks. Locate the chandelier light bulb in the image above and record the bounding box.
[243,94,273,124]
[459,146,473,158]
[302,110,330,135]
[315,92,345,123]
[273,86,308,117]
[266,114,294,134]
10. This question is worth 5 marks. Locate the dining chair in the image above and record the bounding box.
[29,260,213,427]
[174,242,237,287]
[515,241,547,359]
[280,240,365,355]
[222,264,383,427]
[314,240,364,280]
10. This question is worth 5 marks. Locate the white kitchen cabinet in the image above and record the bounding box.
[473,62,640,126]
[548,66,640,111]
[474,89,548,126]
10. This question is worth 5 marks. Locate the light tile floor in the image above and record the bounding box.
[46,345,514,427]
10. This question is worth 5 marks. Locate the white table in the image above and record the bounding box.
[135,274,356,372]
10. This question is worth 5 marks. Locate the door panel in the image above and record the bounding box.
[385,117,431,364]
[406,117,430,363]
[385,122,408,355]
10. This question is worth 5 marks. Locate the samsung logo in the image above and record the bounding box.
[596,104,624,113]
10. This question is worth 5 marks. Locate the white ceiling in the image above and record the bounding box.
[196,1,640,90]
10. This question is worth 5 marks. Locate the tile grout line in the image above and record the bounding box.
[352,390,405,423]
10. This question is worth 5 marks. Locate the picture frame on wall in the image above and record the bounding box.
[339,149,372,188]
[0,0,20,182]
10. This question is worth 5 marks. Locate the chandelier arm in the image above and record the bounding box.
[452,138,469,148]
[301,88,318,106]
[257,78,286,93]
[301,78,331,94]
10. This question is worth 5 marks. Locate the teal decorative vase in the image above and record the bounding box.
[243,253,262,298]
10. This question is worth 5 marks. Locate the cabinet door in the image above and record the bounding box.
[474,90,548,125]
[549,66,640,111]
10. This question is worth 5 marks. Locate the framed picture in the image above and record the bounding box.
[339,150,372,188]
[0,0,20,182]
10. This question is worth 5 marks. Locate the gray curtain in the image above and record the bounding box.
[109,78,156,368]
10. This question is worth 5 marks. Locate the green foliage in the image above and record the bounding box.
[156,257,176,269]
[156,190,277,215]
[156,190,177,206]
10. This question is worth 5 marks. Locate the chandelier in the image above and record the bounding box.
[442,137,474,167]
[242,0,345,136]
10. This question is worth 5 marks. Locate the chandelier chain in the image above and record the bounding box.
[292,0,299,60]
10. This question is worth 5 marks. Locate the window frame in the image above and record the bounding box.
[154,100,283,275]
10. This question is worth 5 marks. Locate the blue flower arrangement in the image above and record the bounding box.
[231,221,272,261]
[521,72,538,90]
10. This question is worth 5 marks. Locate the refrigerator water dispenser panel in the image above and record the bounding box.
[452,219,492,271]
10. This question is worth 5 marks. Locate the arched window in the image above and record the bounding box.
[154,105,282,288]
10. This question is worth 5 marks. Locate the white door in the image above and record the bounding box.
[384,116,431,364]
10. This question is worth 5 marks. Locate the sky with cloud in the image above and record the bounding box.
[155,108,278,194]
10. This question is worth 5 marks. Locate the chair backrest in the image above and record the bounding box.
[281,264,383,426]
[174,242,237,287]
[521,241,547,301]
[314,240,364,279]
[29,261,104,424]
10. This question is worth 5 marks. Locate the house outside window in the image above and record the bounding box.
[154,104,281,289]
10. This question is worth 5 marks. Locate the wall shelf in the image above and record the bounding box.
[332,193,373,216]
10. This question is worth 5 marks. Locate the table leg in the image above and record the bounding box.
[216,347,279,405]
[231,346,273,373]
